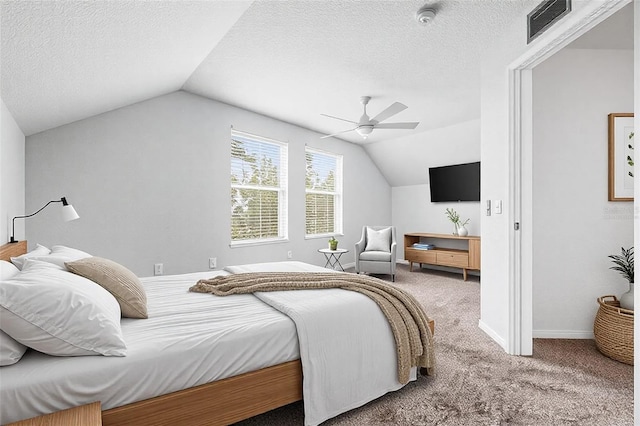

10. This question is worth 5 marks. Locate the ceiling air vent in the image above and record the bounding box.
[527,0,571,44]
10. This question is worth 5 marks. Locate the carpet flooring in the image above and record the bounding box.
[235,264,633,425]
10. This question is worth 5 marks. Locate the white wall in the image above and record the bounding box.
[1,98,25,243]
[392,185,481,239]
[532,48,634,338]
[389,120,481,223]
[366,119,480,187]
[24,91,391,276]
[389,119,481,273]
[479,0,611,348]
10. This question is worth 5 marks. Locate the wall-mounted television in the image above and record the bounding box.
[428,161,480,202]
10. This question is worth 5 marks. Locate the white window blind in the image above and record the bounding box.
[231,130,288,245]
[305,147,343,237]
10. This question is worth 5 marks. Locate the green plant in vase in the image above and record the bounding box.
[445,208,459,235]
[328,236,338,250]
[445,208,470,236]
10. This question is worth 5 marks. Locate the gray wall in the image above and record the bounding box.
[389,119,482,274]
[25,91,391,276]
[389,119,482,239]
[532,47,634,337]
[1,98,25,243]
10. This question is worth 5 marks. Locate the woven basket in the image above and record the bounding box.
[594,295,634,365]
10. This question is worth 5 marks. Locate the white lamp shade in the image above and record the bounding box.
[61,204,79,222]
[356,125,374,138]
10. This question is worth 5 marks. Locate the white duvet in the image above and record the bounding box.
[225,261,415,426]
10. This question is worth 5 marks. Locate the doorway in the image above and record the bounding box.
[508,0,633,355]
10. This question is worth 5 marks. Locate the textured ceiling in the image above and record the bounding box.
[0,0,633,145]
[183,0,541,144]
[1,0,252,136]
[1,0,541,139]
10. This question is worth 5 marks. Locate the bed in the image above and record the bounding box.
[0,241,434,425]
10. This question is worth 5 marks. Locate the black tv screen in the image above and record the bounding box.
[428,161,480,202]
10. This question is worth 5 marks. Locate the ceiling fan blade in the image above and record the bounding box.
[370,102,407,124]
[373,122,419,130]
[320,113,358,125]
[320,127,358,139]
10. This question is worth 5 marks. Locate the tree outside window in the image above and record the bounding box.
[305,147,342,237]
[231,130,288,244]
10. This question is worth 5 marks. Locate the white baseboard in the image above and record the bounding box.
[532,330,594,339]
[478,319,507,351]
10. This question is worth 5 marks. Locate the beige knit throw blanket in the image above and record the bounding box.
[190,272,434,383]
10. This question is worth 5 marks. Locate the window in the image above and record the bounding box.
[305,147,343,237]
[231,130,288,245]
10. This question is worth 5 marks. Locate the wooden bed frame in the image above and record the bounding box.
[1,241,434,425]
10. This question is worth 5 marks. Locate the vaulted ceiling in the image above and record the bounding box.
[1,1,633,148]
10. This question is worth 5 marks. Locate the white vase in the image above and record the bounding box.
[457,226,468,237]
[452,224,458,235]
[619,282,634,310]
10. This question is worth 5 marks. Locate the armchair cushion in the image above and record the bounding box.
[364,227,391,252]
[359,251,392,262]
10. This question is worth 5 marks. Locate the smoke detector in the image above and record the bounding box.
[416,6,436,25]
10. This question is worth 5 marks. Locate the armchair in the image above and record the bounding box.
[354,226,397,282]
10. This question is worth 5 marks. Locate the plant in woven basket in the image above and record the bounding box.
[608,246,634,283]
[608,246,634,311]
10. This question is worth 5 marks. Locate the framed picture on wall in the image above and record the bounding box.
[608,113,634,201]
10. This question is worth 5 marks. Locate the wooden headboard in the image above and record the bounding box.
[0,241,27,261]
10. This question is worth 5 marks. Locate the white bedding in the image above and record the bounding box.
[257,289,414,426]
[223,260,415,426]
[0,271,300,424]
[1,261,416,425]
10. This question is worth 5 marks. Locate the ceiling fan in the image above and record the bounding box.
[321,96,419,140]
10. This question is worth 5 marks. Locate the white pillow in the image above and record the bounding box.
[29,245,92,269]
[365,227,392,252]
[0,329,27,366]
[9,244,51,270]
[0,259,126,357]
[0,261,20,280]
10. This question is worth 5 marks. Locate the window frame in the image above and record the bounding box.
[304,146,343,239]
[230,129,288,247]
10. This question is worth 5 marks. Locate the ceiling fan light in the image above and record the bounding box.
[356,125,374,137]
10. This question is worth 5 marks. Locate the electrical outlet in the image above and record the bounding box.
[287,250,293,259]
[154,263,163,276]
[209,257,217,269]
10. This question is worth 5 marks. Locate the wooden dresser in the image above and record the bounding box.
[404,233,480,281]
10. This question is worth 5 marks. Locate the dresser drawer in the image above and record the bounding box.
[405,248,437,263]
[436,251,469,268]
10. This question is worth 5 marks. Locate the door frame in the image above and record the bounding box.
[507,0,632,356]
